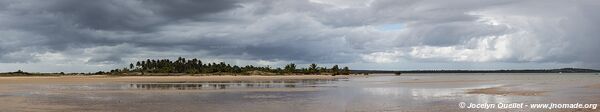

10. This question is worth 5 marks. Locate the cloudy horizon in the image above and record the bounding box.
[1,0,599,72]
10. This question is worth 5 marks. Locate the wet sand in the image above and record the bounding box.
[466,86,547,96]
[584,83,600,89]
[1,74,599,112]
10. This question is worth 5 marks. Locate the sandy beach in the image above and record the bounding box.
[1,74,599,112]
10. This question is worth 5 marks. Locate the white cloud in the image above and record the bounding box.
[308,0,374,9]
[408,35,512,62]
[361,50,404,63]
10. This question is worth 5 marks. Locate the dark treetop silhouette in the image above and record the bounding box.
[107,57,351,76]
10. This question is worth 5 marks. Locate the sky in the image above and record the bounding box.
[0,0,599,72]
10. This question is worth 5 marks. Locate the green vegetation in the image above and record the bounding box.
[107,57,352,76]
[394,72,402,76]
[0,70,78,76]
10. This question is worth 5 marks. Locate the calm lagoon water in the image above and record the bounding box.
[2,73,600,112]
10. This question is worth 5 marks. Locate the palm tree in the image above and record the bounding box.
[284,63,296,73]
[114,58,351,76]
[331,65,340,75]
[309,63,318,74]
[342,66,350,75]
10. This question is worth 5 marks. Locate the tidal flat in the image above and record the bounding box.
[1,74,599,112]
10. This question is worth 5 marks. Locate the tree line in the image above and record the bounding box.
[109,57,351,75]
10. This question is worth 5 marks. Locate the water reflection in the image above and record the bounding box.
[410,88,462,100]
[129,79,338,90]
[361,87,463,100]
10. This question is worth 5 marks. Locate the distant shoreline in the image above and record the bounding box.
[1,68,598,76]
[0,72,361,77]
[0,75,358,84]
[351,68,600,74]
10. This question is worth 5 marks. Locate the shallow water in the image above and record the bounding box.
[2,73,600,112]
[128,79,340,90]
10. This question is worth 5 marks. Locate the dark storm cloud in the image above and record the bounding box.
[204,38,357,63]
[25,0,241,31]
[0,0,243,63]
